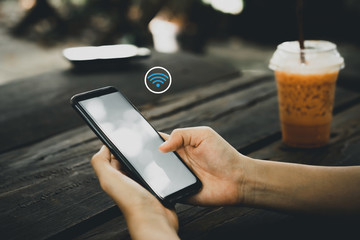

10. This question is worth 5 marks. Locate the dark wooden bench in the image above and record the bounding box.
[0,49,359,240]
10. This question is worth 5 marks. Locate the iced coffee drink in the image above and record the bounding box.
[269,41,344,148]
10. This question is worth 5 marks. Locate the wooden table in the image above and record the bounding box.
[1,50,359,240]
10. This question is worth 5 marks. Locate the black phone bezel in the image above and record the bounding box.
[70,86,202,206]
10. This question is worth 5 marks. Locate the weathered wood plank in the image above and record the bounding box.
[0,126,96,192]
[0,75,269,239]
[0,136,108,240]
[0,74,276,240]
[148,79,360,151]
[0,74,274,187]
[0,73,271,240]
[141,72,270,120]
[0,51,239,154]
[0,75,278,194]
[1,72,358,239]
[150,78,277,131]
[191,209,360,239]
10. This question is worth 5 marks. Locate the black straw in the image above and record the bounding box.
[297,0,305,64]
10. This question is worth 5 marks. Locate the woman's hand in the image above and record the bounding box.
[159,126,253,206]
[160,128,360,216]
[91,146,179,240]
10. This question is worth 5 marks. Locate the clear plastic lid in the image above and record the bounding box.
[269,40,344,74]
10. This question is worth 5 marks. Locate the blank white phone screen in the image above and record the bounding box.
[79,92,197,198]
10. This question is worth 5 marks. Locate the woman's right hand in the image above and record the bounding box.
[161,127,360,215]
[159,126,253,206]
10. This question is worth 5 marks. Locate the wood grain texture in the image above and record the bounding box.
[1,66,358,239]
[2,73,272,240]
[0,51,239,154]
[47,76,360,239]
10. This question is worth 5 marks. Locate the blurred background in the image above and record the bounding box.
[1,0,360,84]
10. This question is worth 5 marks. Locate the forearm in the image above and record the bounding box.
[242,158,360,215]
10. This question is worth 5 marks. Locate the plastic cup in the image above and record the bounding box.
[269,40,344,148]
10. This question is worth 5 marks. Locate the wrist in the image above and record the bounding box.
[236,156,257,206]
[234,154,259,206]
[124,207,179,240]
[240,159,310,211]
[239,157,281,208]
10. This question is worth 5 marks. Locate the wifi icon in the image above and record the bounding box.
[148,73,168,88]
[144,66,172,94]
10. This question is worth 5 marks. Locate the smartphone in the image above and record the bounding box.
[70,86,201,206]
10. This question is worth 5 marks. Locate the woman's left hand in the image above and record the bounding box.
[91,146,179,240]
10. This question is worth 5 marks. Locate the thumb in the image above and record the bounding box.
[91,145,112,178]
[159,128,193,153]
